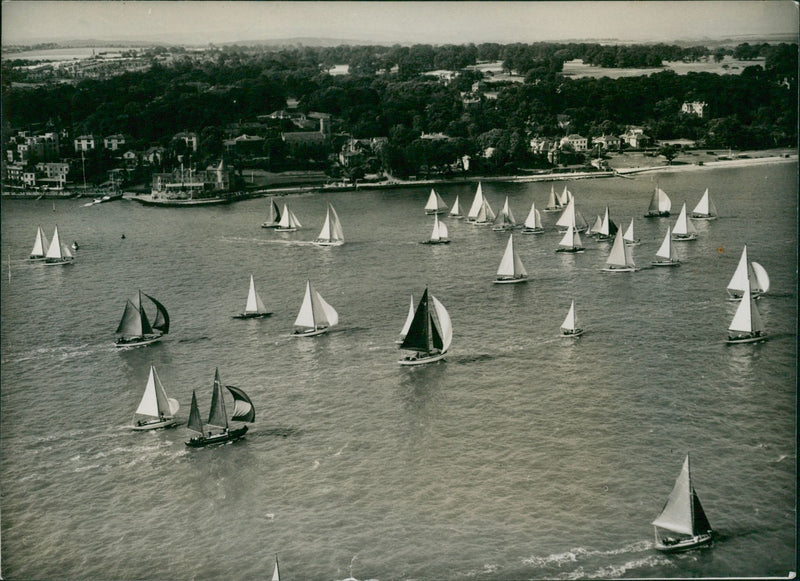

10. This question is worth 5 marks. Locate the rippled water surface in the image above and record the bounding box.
[1,162,796,580]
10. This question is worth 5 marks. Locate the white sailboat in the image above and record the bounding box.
[623,218,640,245]
[234,275,272,319]
[29,226,50,261]
[424,188,448,215]
[558,184,572,205]
[492,196,517,231]
[421,213,450,244]
[560,300,584,337]
[586,214,603,237]
[43,225,74,265]
[690,188,717,220]
[600,229,637,272]
[671,203,697,240]
[275,204,302,231]
[132,365,180,430]
[652,226,680,266]
[555,195,588,232]
[271,555,281,581]
[521,200,544,234]
[313,203,345,246]
[494,234,527,284]
[726,285,767,343]
[261,198,283,228]
[652,454,714,552]
[292,280,338,336]
[396,294,415,344]
[556,224,584,253]
[449,195,463,218]
[544,185,563,212]
[726,245,769,300]
[645,186,671,217]
[398,288,452,365]
[472,195,496,225]
[595,206,618,241]
[466,182,485,222]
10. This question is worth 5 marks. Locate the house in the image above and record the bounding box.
[530,137,555,155]
[223,134,265,154]
[338,137,386,167]
[420,132,451,141]
[593,135,621,150]
[620,127,651,148]
[35,162,70,185]
[681,101,707,117]
[281,116,331,150]
[103,134,126,151]
[560,134,588,151]
[74,135,98,152]
[122,150,138,168]
[172,131,198,152]
[423,69,457,84]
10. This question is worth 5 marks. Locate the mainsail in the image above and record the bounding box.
[400,288,452,354]
[496,234,527,279]
[135,366,180,420]
[605,229,635,269]
[655,227,678,262]
[623,218,636,243]
[672,203,697,237]
[116,290,153,339]
[647,187,672,215]
[315,203,345,244]
[449,195,462,217]
[691,189,717,218]
[561,300,577,332]
[187,391,204,434]
[729,286,764,335]
[424,189,448,214]
[652,455,712,537]
[207,368,229,429]
[244,275,268,315]
[467,183,484,220]
[294,280,338,330]
[30,226,50,259]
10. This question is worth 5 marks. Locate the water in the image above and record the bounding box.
[1,162,796,580]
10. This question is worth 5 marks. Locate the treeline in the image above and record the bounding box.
[2,42,796,178]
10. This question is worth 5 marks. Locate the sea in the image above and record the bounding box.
[1,162,796,581]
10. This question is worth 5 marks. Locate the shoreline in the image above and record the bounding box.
[3,153,795,202]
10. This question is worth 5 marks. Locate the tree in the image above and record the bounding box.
[658,144,679,165]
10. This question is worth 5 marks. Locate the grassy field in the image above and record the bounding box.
[562,55,766,79]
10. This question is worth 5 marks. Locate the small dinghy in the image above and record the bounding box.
[622,218,640,245]
[261,198,283,228]
[491,196,517,231]
[521,200,544,234]
[543,185,563,212]
[233,275,272,319]
[726,245,769,300]
[560,300,583,337]
[448,195,463,219]
[671,203,697,241]
[185,368,255,447]
[132,365,180,430]
[420,214,450,244]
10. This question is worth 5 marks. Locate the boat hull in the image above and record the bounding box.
[644,212,670,218]
[132,417,178,431]
[398,351,447,366]
[261,223,280,229]
[560,328,584,337]
[292,327,329,337]
[313,240,344,247]
[654,533,713,553]
[42,259,74,266]
[599,266,638,272]
[690,214,717,221]
[543,207,562,212]
[521,228,544,234]
[556,248,584,253]
[275,227,297,232]
[115,334,163,348]
[420,240,450,245]
[493,277,527,284]
[726,332,768,344]
[425,210,447,215]
[651,260,681,267]
[672,234,697,241]
[185,425,248,447]
[233,312,273,319]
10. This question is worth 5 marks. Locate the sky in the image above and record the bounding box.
[2,1,798,46]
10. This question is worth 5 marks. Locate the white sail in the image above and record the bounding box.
[588,215,602,235]
[496,234,526,278]
[430,294,452,353]
[556,196,577,229]
[651,455,695,536]
[655,227,677,261]
[751,262,770,294]
[623,218,636,243]
[272,556,281,581]
[546,185,560,209]
[315,203,344,244]
[558,185,571,205]
[244,275,267,314]
[648,187,672,214]
[558,224,582,249]
[316,290,338,327]
[561,300,577,332]
[31,226,50,258]
[135,366,179,419]
[672,203,696,236]
[727,245,751,294]
[605,229,635,268]
[599,206,612,236]
[496,196,516,225]
[278,205,302,229]
[523,202,542,229]
[399,294,415,338]
[480,197,496,222]
[692,188,717,218]
[424,189,448,213]
[467,182,484,220]
[294,281,317,329]
[45,225,64,259]
[449,195,461,217]
[729,286,764,334]
[429,214,449,241]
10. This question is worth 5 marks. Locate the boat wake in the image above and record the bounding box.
[221,236,318,247]
[177,335,211,344]
[522,540,672,579]
[254,427,302,439]
[1,343,95,364]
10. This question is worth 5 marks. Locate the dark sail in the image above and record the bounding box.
[207,368,228,428]
[187,390,204,433]
[608,220,618,235]
[145,294,170,334]
[400,289,432,352]
[429,312,444,351]
[226,385,256,422]
[692,490,712,534]
[273,200,282,222]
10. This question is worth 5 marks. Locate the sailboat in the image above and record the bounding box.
[313,203,345,246]
[556,224,584,253]
[726,285,767,343]
[398,288,452,365]
[421,214,450,244]
[115,290,170,347]
[185,368,255,447]
[449,195,463,219]
[233,275,272,319]
[271,554,281,581]
[275,204,302,231]
[560,300,583,337]
[43,225,74,265]
[494,234,527,284]
[671,203,697,240]
[623,218,640,245]
[555,195,588,232]
[292,280,338,336]
[466,182,485,222]
[652,226,681,266]
[521,200,544,234]
[645,186,671,217]
[558,184,571,206]
[600,229,637,272]
[726,245,769,300]
[652,454,714,552]
[424,188,448,215]
[544,185,563,212]
[29,226,50,261]
[132,365,180,430]
[492,196,517,231]
[396,294,415,344]
[261,198,283,228]
[472,196,496,225]
[586,214,603,237]
[595,206,619,241]
[690,188,718,220]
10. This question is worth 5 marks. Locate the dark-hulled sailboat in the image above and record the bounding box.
[398,288,452,365]
[651,454,714,552]
[115,290,170,347]
[186,368,255,447]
